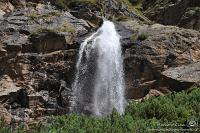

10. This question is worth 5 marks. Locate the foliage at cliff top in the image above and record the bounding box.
[1,88,200,133]
[54,0,143,12]
[54,0,97,8]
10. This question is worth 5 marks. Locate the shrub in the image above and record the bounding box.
[54,0,67,9]
[137,33,148,41]
[130,32,148,42]
[1,88,200,133]
[185,7,200,17]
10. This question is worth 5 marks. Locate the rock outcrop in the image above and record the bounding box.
[0,1,91,121]
[119,20,200,99]
[162,62,200,89]
[143,0,200,31]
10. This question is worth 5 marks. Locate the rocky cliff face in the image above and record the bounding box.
[0,1,92,121]
[121,21,200,99]
[0,0,200,125]
[143,0,200,31]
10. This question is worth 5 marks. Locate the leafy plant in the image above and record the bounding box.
[137,33,148,41]
[131,32,148,42]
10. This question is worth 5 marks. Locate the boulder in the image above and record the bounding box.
[161,62,200,90]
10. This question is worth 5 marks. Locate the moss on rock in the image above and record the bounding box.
[26,11,62,22]
[131,32,148,42]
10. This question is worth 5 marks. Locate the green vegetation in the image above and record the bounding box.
[75,0,97,4]
[114,16,132,21]
[54,0,67,8]
[126,88,200,123]
[26,11,62,22]
[137,33,148,41]
[119,0,143,15]
[184,7,200,17]
[130,0,144,11]
[30,22,75,37]
[54,22,75,33]
[29,28,55,39]
[1,88,200,133]
[27,12,38,21]
[54,0,97,8]
[0,119,25,133]
[28,28,53,52]
[117,0,152,23]
[28,23,74,52]
[131,32,149,42]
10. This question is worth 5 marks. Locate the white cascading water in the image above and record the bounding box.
[71,21,126,116]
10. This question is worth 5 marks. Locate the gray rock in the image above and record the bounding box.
[143,0,200,31]
[118,20,200,99]
[0,3,91,55]
[162,62,200,83]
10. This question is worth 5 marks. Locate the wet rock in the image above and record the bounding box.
[58,87,71,108]
[115,22,133,49]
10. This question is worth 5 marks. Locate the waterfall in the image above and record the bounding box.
[71,21,126,116]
